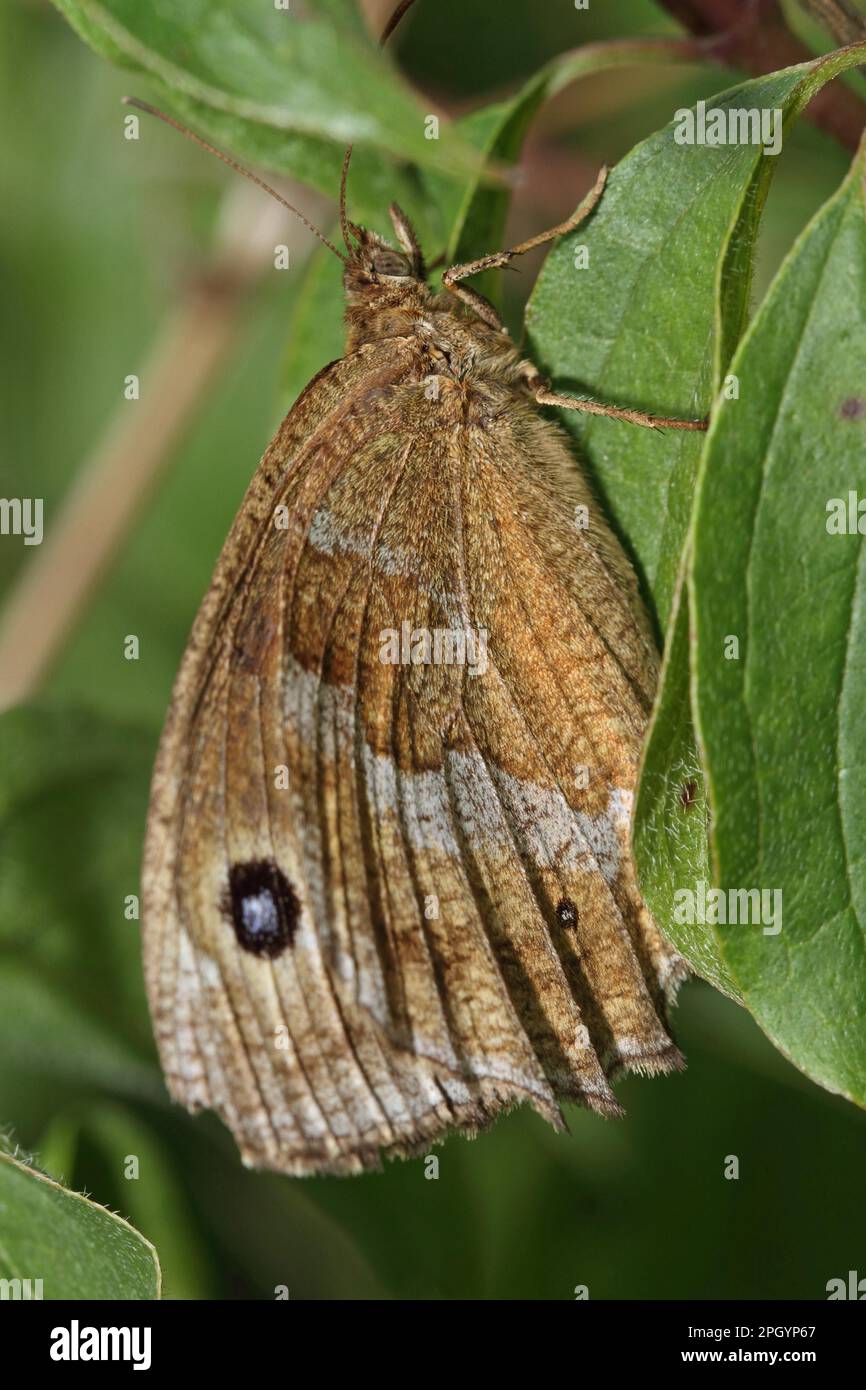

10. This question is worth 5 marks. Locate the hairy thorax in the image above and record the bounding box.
[344,283,528,404]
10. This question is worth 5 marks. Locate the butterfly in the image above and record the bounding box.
[138,19,706,1178]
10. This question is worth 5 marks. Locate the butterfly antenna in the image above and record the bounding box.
[339,143,354,251]
[122,97,347,264]
[339,0,420,249]
[381,0,419,45]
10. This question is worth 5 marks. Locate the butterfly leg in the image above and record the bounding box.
[531,380,709,432]
[442,165,610,329]
[519,361,708,431]
[442,279,508,331]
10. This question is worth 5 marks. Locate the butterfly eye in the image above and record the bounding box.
[372,250,412,278]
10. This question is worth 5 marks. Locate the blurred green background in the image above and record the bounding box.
[1,0,864,1299]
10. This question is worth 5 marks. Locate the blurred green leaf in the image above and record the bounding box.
[690,136,866,1106]
[188,1137,390,1298]
[0,1147,160,1299]
[279,233,346,414]
[443,37,700,304]
[71,1104,213,1298]
[314,0,372,42]
[33,1103,208,1296]
[0,703,158,1067]
[35,1115,81,1190]
[50,0,482,238]
[0,962,161,1104]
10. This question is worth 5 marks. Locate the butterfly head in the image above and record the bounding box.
[342,203,426,304]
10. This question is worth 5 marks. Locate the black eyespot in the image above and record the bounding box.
[557,898,578,929]
[372,250,411,277]
[224,861,300,958]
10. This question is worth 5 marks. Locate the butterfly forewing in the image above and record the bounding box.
[144,305,685,1176]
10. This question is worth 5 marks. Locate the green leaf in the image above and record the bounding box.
[525,45,866,626]
[690,136,866,1105]
[71,1104,213,1299]
[638,43,866,1004]
[442,37,703,305]
[0,962,162,1103]
[0,1148,160,1299]
[49,0,482,239]
[278,233,347,414]
[0,703,161,1083]
[279,41,705,418]
[634,577,739,999]
[35,1115,82,1190]
[523,45,866,1003]
[313,0,372,43]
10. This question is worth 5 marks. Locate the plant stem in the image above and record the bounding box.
[0,185,320,711]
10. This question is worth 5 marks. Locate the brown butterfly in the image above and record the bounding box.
[139,12,706,1177]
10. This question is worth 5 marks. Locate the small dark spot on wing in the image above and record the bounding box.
[557,898,578,929]
[840,397,865,420]
[224,860,300,958]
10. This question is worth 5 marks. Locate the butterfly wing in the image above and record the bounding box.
[143,342,685,1175]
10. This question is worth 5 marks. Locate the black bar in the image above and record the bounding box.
[2,1299,861,1373]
